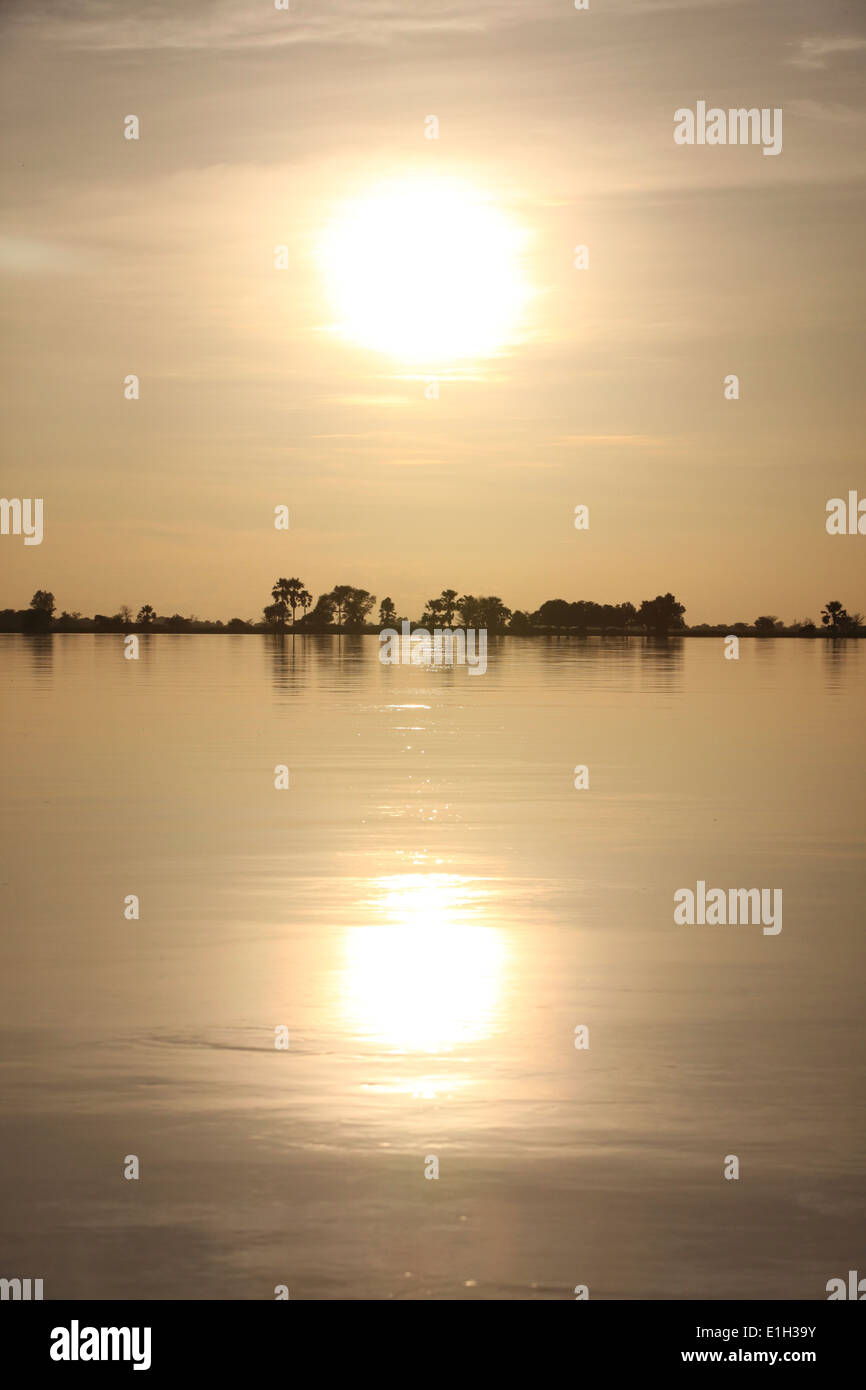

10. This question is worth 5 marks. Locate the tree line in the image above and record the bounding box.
[258,583,688,634]
[2,586,862,637]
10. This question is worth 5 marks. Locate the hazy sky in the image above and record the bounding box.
[2,0,864,624]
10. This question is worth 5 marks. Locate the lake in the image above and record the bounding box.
[1,633,863,1299]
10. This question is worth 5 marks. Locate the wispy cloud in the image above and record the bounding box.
[0,235,93,273]
[6,0,764,52]
[789,36,866,70]
[318,393,412,409]
[787,97,866,126]
[6,0,509,52]
[551,435,683,453]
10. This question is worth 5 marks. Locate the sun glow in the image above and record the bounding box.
[318,178,531,363]
[342,874,507,1053]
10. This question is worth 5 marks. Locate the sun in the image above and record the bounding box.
[317,176,531,365]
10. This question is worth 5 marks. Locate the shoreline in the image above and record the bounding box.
[2,626,862,640]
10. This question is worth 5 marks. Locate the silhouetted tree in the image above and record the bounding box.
[821,600,850,633]
[330,585,352,629]
[532,599,638,631]
[263,600,288,630]
[329,585,376,630]
[457,594,480,627]
[451,595,510,632]
[638,593,686,634]
[754,615,782,635]
[423,588,459,626]
[344,588,376,629]
[22,589,54,633]
[272,577,308,629]
[137,604,155,626]
[421,600,440,626]
[476,596,511,633]
[379,597,398,627]
[303,593,335,631]
[22,590,55,633]
[533,598,572,627]
[30,590,55,618]
[509,610,532,633]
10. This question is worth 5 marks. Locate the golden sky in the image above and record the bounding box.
[1,0,864,624]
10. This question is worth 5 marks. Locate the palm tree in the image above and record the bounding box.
[136,604,155,626]
[284,578,306,628]
[271,577,308,629]
[821,600,850,633]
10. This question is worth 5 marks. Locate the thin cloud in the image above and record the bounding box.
[318,394,412,408]
[0,236,94,273]
[6,0,506,52]
[787,97,866,126]
[551,435,682,452]
[789,36,866,69]
[3,0,732,53]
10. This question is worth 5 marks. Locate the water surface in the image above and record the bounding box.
[1,634,863,1298]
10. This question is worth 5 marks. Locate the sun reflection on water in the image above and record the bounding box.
[342,874,507,1056]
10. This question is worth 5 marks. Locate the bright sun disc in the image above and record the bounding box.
[318,178,531,363]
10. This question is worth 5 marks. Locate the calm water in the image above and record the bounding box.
[1,634,864,1299]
